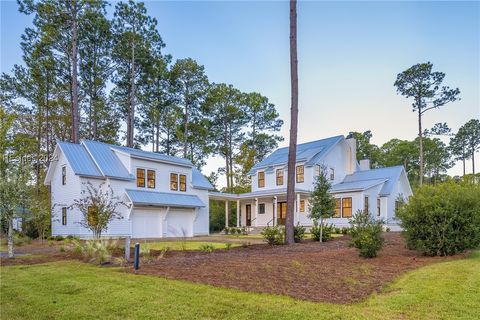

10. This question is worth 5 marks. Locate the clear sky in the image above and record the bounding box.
[1,1,479,186]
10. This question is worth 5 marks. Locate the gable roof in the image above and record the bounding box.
[248,135,344,175]
[46,140,214,190]
[330,179,387,193]
[125,189,206,208]
[56,141,103,178]
[340,166,405,196]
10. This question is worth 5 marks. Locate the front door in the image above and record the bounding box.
[246,204,252,226]
[277,202,287,225]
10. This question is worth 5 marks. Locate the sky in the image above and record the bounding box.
[1,0,479,187]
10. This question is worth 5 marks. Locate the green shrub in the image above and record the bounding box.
[341,227,349,235]
[224,227,230,235]
[294,223,306,243]
[74,239,118,264]
[397,182,480,256]
[349,210,384,258]
[261,226,284,245]
[241,227,248,235]
[334,227,341,234]
[54,235,64,241]
[310,221,334,242]
[199,243,215,253]
[13,233,31,246]
[225,243,232,250]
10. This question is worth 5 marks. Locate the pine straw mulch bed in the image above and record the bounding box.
[132,233,468,304]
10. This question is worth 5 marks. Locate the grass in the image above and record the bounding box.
[1,251,478,319]
[138,241,241,251]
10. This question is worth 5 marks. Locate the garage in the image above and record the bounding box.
[131,209,163,238]
[166,210,195,237]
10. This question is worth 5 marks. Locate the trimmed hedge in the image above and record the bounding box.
[397,182,480,256]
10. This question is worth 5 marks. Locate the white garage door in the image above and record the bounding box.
[166,210,194,237]
[131,209,163,238]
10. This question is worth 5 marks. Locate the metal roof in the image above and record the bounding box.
[330,179,387,193]
[342,166,405,196]
[111,145,192,166]
[192,168,214,190]
[57,141,103,178]
[248,135,344,175]
[125,189,206,208]
[82,140,132,180]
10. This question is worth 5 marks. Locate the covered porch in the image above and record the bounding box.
[209,188,311,229]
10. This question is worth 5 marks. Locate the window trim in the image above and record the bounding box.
[377,198,381,216]
[364,196,369,213]
[299,200,305,213]
[342,197,353,218]
[276,169,284,186]
[296,165,304,183]
[136,168,146,188]
[329,168,335,180]
[146,169,155,189]
[334,198,341,218]
[62,207,67,225]
[258,171,265,188]
[62,166,66,185]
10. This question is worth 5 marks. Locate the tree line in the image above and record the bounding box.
[0,0,284,193]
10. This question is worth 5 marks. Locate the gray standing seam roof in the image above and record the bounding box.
[342,166,404,196]
[82,140,132,180]
[57,141,103,178]
[126,189,206,208]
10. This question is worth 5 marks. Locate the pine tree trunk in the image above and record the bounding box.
[418,105,424,186]
[71,0,80,144]
[285,0,298,245]
[7,219,14,258]
[319,218,323,243]
[127,41,136,148]
[472,150,476,175]
[183,93,189,158]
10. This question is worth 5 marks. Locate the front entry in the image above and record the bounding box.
[246,204,252,226]
[277,202,287,225]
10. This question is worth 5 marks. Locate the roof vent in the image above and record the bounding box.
[359,159,370,171]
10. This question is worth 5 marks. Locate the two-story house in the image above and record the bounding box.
[45,140,213,238]
[210,135,412,230]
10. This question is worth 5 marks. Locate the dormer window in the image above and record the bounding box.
[136,168,145,188]
[296,165,304,183]
[276,169,284,186]
[170,173,178,191]
[147,170,155,189]
[170,173,186,192]
[62,166,66,185]
[329,168,335,180]
[258,171,265,188]
[179,174,187,192]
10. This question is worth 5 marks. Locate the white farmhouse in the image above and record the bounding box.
[210,135,412,230]
[45,140,213,238]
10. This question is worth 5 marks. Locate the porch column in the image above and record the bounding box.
[273,196,277,226]
[225,200,229,229]
[236,199,240,227]
[254,198,258,227]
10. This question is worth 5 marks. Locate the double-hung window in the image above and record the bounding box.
[296,165,304,183]
[276,169,284,186]
[342,197,352,218]
[137,169,145,188]
[258,171,265,188]
[147,170,155,189]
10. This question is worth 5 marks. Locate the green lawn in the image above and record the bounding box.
[1,251,479,320]
[139,241,241,251]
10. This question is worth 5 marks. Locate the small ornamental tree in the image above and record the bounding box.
[349,210,385,258]
[308,166,336,242]
[70,182,128,238]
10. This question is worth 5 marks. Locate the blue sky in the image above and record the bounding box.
[1,1,479,183]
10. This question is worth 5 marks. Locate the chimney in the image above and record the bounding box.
[359,159,370,171]
[345,136,357,174]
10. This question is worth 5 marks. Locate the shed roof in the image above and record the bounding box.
[341,166,405,196]
[125,189,205,208]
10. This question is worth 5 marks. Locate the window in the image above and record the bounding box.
[314,165,320,177]
[87,206,98,226]
[364,196,369,213]
[258,171,265,188]
[146,170,155,188]
[62,166,66,185]
[62,207,67,225]
[258,203,265,214]
[377,198,381,216]
[334,199,341,218]
[179,174,187,192]
[276,169,284,186]
[299,200,305,212]
[329,168,335,180]
[342,197,352,218]
[136,168,145,188]
[395,200,402,216]
[296,165,304,183]
[170,173,178,191]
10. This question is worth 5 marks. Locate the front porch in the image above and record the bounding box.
[209,188,311,230]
